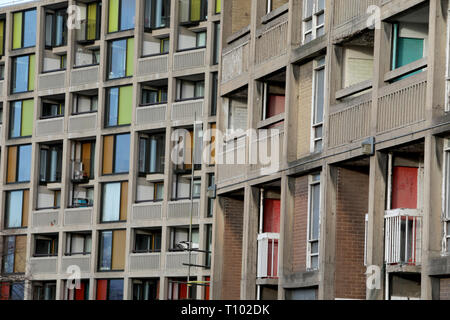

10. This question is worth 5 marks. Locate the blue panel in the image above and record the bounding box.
[114,133,130,173]
[120,0,136,30]
[10,283,24,300]
[17,144,31,182]
[23,9,36,47]
[3,236,15,273]
[396,37,424,68]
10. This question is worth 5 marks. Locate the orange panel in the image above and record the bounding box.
[81,142,92,178]
[21,190,29,228]
[96,280,108,300]
[119,182,128,221]
[102,136,114,174]
[7,146,17,183]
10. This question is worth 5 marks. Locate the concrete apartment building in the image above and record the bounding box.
[211,0,450,300]
[0,0,220,300]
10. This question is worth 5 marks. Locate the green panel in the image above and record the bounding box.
[118,86,132,125]
[216,0,221,13]
[126,38,134,76]
[87,3,97,40]
[108,0,119,33]
[190,0,201,21]
[13,12,23,49]
[396,37,424,68]
[21,99,33,137]
[28,55,35,91]
[0,20,4,55]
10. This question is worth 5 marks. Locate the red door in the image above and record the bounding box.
[391,166,418,209]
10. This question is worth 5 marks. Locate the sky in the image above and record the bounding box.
[0,0,36,7]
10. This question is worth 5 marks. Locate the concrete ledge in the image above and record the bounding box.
[428,255,450,276]
[281,270,320,289]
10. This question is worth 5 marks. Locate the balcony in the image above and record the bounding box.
[384,209,422,266]
[136,104,167,126]
[38,71,66,91]
[165,251,198,270]
[167,200,199,219]
[132,202,163,222]
[35,117,64,137]
[61,255,91,273]
[70,65,99,87]
[333,0,380,28]
[173,48,205,71]
[171,99,203,121]
[255,18,288,65]
[129,253,161,272]
[257,233,279,279]
[29,256,58,275]
[222,40,250,84]
[31,210,59,228]
[68,112,97,133]
[71,161,90,185]
[137,55,169,76]
[64,207,92,226]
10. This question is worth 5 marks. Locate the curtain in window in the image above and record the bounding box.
[6,191,23,228]
[102,183,121,222]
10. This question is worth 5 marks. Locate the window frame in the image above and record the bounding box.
[101,181,128,223]
[103,133,131,175]
[107,37,134,80]
[302,0,325,44]
[144,0,171,31]
[108,0,136,33]
[306,173,321,270]
[33,234,59,257]
[443,143,450,254]
[72,94,98,115]
[11,54,34,94]
[39,143,63,185]
[12,8,37,50]
[44,8,68,49]
[65,232,92,256]
[133,228,162,253]
[105,85,133,127]
[138,133,166,176]
[310,56,325,153]
[8,144,32,184]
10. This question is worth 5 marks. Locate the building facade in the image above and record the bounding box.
[0,0,220,300]
[212,0,450,300]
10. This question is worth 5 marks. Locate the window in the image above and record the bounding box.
[73,93,98,114]
[39,144,63,184]
[98,230,126,271]
[134,228,162,253]
[170,226,199,251]
[108,38,134,79]
[307,174,321,270]
[102,133,131,174]
[207,174,215,217]
[96,279,123,300]
[168,277,196,300]
[311,57,325,153]
[133,279,159,300]
[262,82,285,120]
[109,0,136,32]
[42,101,64,119]
[7,144,32,183]
[101,182,128,222]
[139,133,165,175]
[105,86,133,126]
[443,145,450,253]
[205,224,212,268]
[9,100,33,138]
[213,23,220,65]
[32,281,56,300]
[4,190,29,229]
[0,103,3,123]
[179,0,207,24]
[196,31,206,48]
[0,282,24,300]
[302,0,325,44]
[72,140,96,182]
[12,9,37,49]
[45,8,67,48]
[142,86,168,105]
[2,235,26,274]
[34,234,58,257]
[0,64,4,80]
[176,79,204,101]
[161,37,170,53]
[145,0,170,30]
[12,55,35,93]
[211,73,218,116]
[0,18,5,56]
[77,1,101,42]
[65,232,92,255]
[64,279,89,300]
[173,127,202,172]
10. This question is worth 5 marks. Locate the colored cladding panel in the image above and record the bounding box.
[112,230,126,270]
[0,20,4,55]
[391,166,418,209]
[102,135,114,174]
[28,55,35,91]
[7,146,17,183]
[87,3,97,40]
[126,38,134,77]
[267,240,278,277]
[75,282,86,300]
[22,190,29,228]
[263,198,281,233]
[216,0,221,13]
[96,280,108,300]
[267,95,285,119]
[21,100,33,137]
[108,0,119,33]
[14,235,26,273]
[190,0,201,21]
[120,182,128,221]
[0,283,10,300]
[118,86,132,125]
[13,12,22,49]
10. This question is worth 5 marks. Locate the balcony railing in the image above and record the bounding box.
[171,99,203,121]
[132,202,163,221]
[35,117,64,137]
[61,255,91,273]
[333,0,380,27]
[136,104,166,126]
[167,200,199,219]
[384,209,422,266]
[64,207,92,226]
[257,232,279,278]
[137,54,169,76]
[29,256,58,274]
[71,161,90,184]
[173,48,205,71]
[68,112,97,133]
[255,19,288,65]
[70,65,99,87]
[165,251,198,270]
[38,71,66,91]
[129,253,161,272]
[31,209,59,228]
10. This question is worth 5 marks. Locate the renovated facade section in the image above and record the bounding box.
[0,0,220,300]
[212,0,450,300]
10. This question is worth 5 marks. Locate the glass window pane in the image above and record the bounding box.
[99,231,112,270]
[120,0,136,30]
[10,283,24,300]
[6,191,23,228]
[114,134,130,173]
[23,10,36,47]
[108,279,124,300]
[3,236,15,273]
[107,88,119,126]
[311,183,320,240]
[18,145,31,182]
[314,67,325,124]
[102,183,121,222]
[109,40,127,79]
[10,102,22,138]
[13,56,29,93]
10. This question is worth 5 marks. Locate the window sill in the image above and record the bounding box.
[335,79,373,100]
[384,57,427,83]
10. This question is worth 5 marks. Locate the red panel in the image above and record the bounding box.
[179,283,188,300]
[263,199,281,233]
[75,282,85,301]
[267,240,279,278]
[391,167,418,209]
[204,277,210,300]
[0,283,10,300]
[96,280,108,300]
[266,95,285,118]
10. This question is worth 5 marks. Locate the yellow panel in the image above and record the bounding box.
[14,235,27,273]
[13,12,22,49]
[102,136,114,175]
[7,146,17,183]
[108,0,119,33]
[82,142,92,178]
[112,230,126,270]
